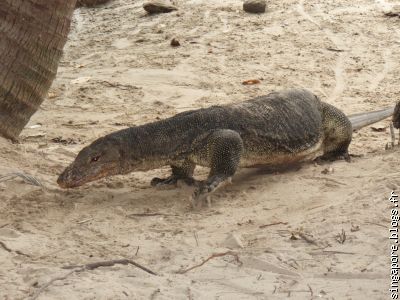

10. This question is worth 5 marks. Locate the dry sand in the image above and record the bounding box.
[1,0,400,299]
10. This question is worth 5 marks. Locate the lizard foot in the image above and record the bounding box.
[316,151,352,163]
[190,176,232,209]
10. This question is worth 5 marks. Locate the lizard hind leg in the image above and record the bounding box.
[191,129,244,208]
[320,103,352,162]
[151,160,196,187]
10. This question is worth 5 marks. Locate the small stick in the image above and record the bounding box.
[307,284,314,297]
[311,250,356,255]
[30,259,156,299]
[296,232,318,245]
[150,288,161,300]
[193,232,199,246]
[259,221,288,229]
[390,123,396,147]
[326,47,344,52]
[135,246,140,256]
[177,251,242,274]
[63,258,157,275]
[77,218,93,224]
[0,172,42,186]
[128,213,176,217]
[29,269,79,300]
[0,241,31,257]
[0,241,12,252]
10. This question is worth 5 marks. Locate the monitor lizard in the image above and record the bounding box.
[57,88,396,206]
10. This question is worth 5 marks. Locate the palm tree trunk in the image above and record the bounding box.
[0,0,76,140]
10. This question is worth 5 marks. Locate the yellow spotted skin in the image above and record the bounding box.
[58,88,388,204]
[321,102,352,160]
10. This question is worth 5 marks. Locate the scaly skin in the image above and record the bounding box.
[57,88,395,206]
[393,102,400,129]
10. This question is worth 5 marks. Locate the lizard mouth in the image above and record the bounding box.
[57,164,118,188]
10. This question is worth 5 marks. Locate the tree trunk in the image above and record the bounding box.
[0,0,77,140]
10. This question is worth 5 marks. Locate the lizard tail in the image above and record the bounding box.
[348,106,394,131]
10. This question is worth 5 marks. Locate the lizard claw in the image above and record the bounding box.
[189,192,211,210]
[151,176,178,187]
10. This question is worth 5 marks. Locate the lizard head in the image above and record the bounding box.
[57,137,123,188]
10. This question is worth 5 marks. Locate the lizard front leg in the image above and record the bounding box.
[151,160,196,187]
[191,129,243,208]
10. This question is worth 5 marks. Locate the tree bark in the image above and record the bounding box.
[0,0,77,140]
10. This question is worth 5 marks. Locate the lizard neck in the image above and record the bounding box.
[109,118,191,173]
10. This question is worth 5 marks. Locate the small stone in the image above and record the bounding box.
[222,233,244,249]
[170,38,180,47]
[243,0,266,14]
[321,167,334,174]
[143,1,178,14]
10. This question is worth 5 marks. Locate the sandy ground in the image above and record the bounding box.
[1,0,400,299]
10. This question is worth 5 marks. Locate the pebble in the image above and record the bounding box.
[243,0,266,14]
[170,38,180,47]
[143,1,178,14]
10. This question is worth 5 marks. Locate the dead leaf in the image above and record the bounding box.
[370,125,386,132]
[242,79,261,85]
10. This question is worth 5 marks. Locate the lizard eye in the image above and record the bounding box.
[91,155,100,163]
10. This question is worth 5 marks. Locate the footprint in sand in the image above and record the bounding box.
[296,1,347,102]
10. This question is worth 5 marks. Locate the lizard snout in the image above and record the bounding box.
[57,165,82,188]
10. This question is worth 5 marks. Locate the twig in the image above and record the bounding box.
[63,258,157,275]
[0,172,42,186]
[0,240,31,257]
[296,232,318,245]
[30,269,79,300]
[77,218,93,224]
[259,221,288,229]
[307,284,314,297]
[384,11,400,17]
[31,259,156,299]
[16,250,31,257]
[97,80,139,91]
[150,288,161,300]
[177,251,242,274]
[326,47,345,52]
[135,246,140,256]
[311,250,356,255]
[193,232,199,246]
[0,223,9,229]
[127,213,176,217]
[0,241,12,252]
